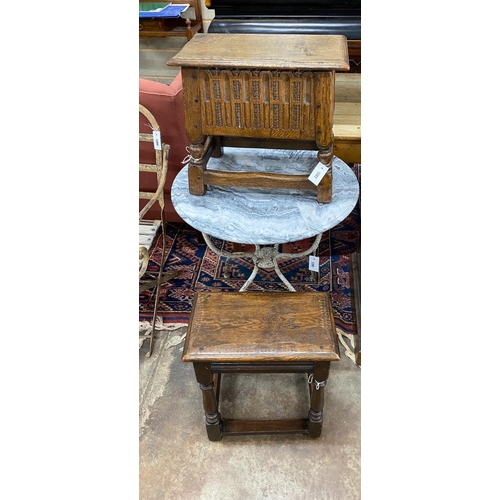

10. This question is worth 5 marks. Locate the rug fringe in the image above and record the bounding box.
[337,328,357,364]
[139,318,188,349]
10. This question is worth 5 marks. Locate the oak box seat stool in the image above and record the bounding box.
[182,291,341,441]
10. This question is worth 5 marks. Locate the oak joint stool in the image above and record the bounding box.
[182,291,340,441]
[168,33,350,203]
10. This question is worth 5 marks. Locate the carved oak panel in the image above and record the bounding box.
[199,69,319,140]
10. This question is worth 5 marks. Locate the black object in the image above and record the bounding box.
[206,0,361,40]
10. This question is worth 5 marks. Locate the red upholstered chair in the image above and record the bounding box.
[139,75,188,357]
[139,74,190,223]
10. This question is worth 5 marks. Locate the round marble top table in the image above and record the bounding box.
[171,147,360,246]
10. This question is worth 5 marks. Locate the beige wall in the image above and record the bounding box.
[139,1,216,85]
[201,1,215,32]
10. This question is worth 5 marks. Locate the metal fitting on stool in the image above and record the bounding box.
[308,374,327,391]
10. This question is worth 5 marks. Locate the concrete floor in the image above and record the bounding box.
[139,326,361,499]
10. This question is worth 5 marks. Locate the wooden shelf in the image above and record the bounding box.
[333,73,361,164]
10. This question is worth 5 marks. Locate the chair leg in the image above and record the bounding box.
[194,229,205,245]
[146,210,167,358]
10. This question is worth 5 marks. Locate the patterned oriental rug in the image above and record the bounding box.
[139,182,361,337]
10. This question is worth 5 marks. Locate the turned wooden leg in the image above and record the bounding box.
[194,230,205,245]
[185,18,193,40]
[188,141,207,196]
[316,144,333,204]
[313,70,334,204]
[212,137,224,158]
[308,361,331,438]
[193,362,222,441]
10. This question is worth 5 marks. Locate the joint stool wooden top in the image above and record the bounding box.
[182,291,340,440]
[182,291,340,363]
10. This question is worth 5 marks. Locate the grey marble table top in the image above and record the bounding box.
[171,148,360,245]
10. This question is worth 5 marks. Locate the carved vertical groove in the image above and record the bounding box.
[233,80,241,100]
[215,102,222,127]
[293,81,301,102]
[222,73,230,102]
[253,104,261,128]
[213,80,221,99]
[262,73,269,103]
[252,81,260,100]
[283,73,290,130]
[235,103,242,128]
[201,73,212,127]
[272,81,279,101]
[272,104,280,129]
[292,105,301,130]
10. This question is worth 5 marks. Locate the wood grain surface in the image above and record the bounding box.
[182,292,340,363]
[168,33,349,70]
